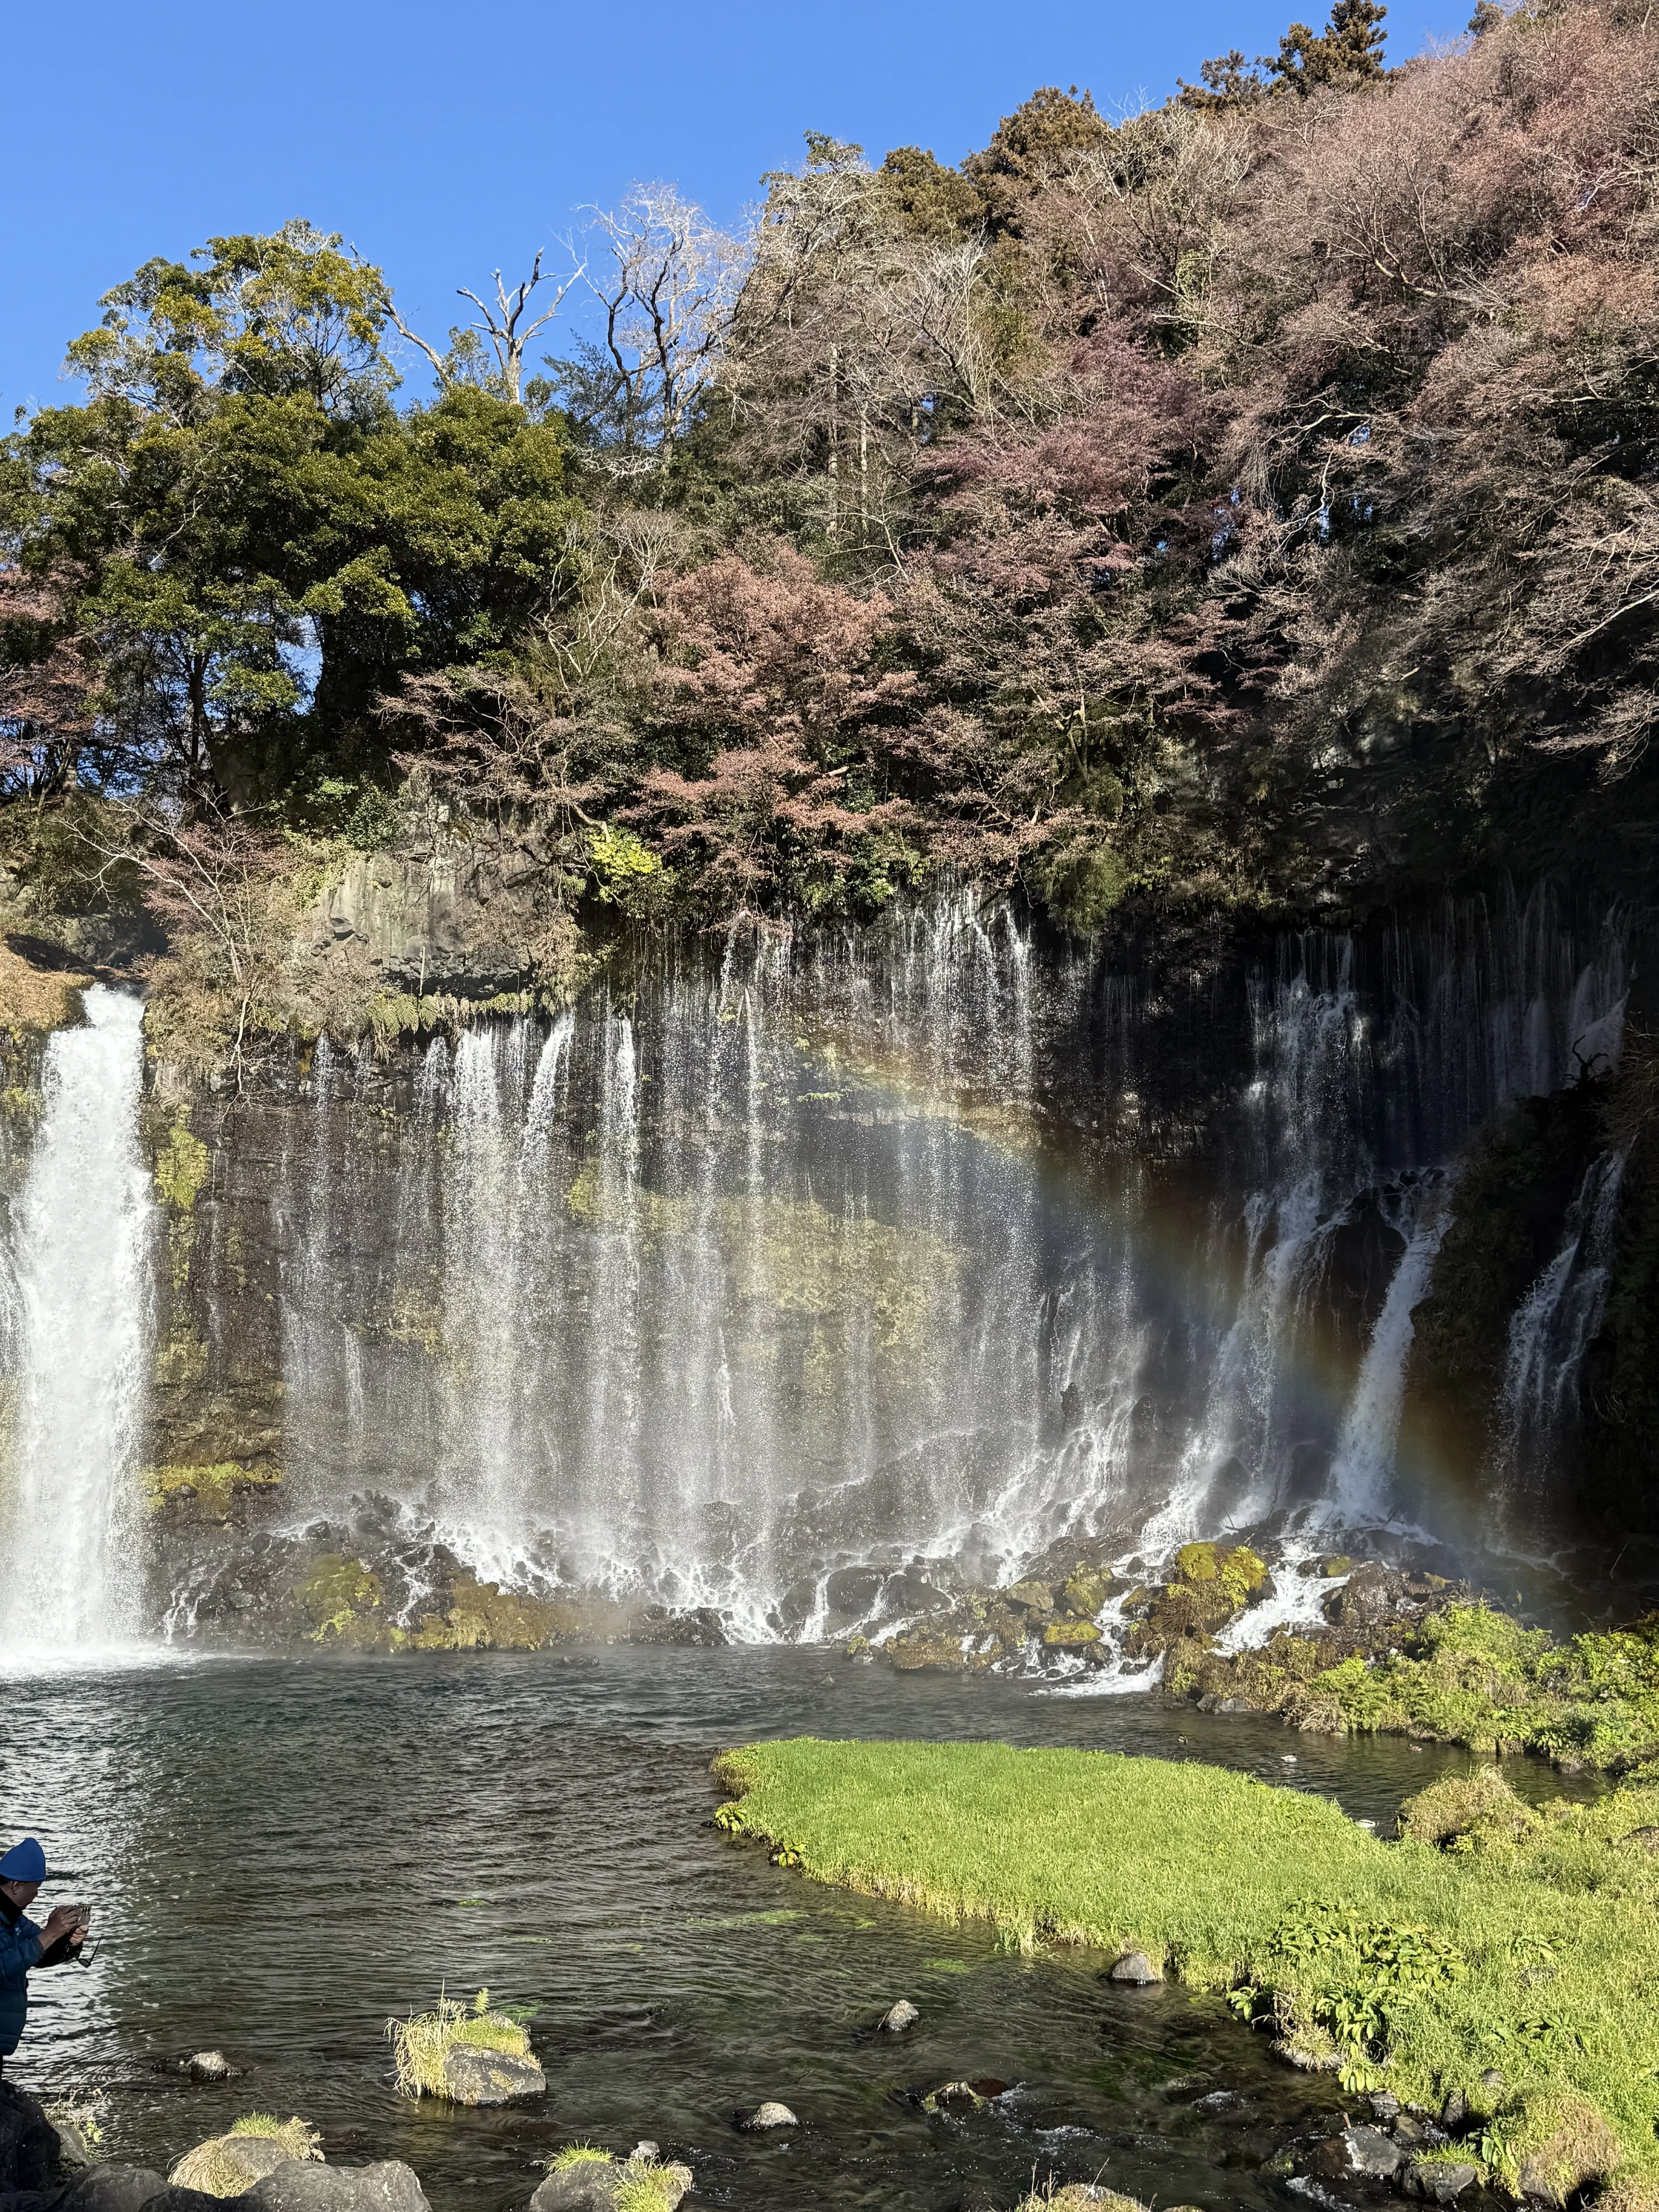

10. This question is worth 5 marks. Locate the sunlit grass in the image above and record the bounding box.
[713,1737,1659,2193]
[385,1989,532,2099]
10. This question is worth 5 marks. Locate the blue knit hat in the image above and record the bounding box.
[0,1839,47,1882]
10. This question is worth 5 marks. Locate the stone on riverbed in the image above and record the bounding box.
[439,2044,546,2105]
[878,2000,919,2034]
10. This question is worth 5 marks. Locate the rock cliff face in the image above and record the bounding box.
[313,831,559,998]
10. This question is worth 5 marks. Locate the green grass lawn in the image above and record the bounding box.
[712,1738,1659,2203]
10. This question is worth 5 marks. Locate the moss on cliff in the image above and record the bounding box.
[144,1461,281,1520]
[154,1117,211,1211]
[403,1573,584,1651]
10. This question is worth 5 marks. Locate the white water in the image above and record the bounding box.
[0,987,155,1661]
[1492,1149,1627,1519]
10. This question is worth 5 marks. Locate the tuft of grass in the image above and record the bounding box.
[712,1736,1659,2190]
[386,1991,532,2099]
[168,2114,321,2197]
[548,2145,615,2172]
[613,2159,690,2212]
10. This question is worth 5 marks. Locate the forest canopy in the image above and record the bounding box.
[3,0,1657,1048]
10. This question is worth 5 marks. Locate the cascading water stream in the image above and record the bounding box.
[0,986,155,1660]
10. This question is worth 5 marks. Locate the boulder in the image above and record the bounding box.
[0,2088,60,2195]
[244,2165,431,2212]
[54,2172,171,2212]
[531,2160,691,2212]
[1004,1582,1054,1616]
[1327,1563,1401,1628]
[1403,2160,1479,2202]
[1344,2126,1403,2178]
[439,2044,546,2106]
[739,2103,797,2130]
[877,2000,919,2034]
[1107,1953,1161,1985]
[168,2138,309,2198]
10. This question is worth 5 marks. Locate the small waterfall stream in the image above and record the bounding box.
[0,986,154,1659]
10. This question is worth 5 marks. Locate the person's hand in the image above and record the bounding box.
[41,1907,83,1942]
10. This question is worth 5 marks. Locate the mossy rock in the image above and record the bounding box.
[1063,1567,1110,1616]
[404,1574,579,1652]
[1043,1619,1103,1648]
[884,1625,972,1672]
[299,1554,388,1645]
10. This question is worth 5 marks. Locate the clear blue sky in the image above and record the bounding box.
[7,0,1464,418]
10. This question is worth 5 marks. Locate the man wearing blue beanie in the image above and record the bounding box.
[0,1839,89,2074]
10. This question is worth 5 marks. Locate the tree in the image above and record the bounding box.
[1263,0,1390,94]
[543,185,749,464]
[3,226,582,805]
[388,249,583,404]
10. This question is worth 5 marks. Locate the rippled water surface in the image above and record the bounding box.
[0,1652,1570,2211]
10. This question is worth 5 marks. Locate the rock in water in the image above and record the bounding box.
[741,2102,798,2130]
[1343,2126,1404,2178]
[170,2135,315,2197]
[244,2164,433,2212]
[182,2054,240,2084]
[531,2159,692,2212]
[440,2044,547,2106]
[0,2085,60,2194]
[1044,2190,1150,2212]
[878,2000,919,2033]
[1403,2161,1479,2203]
[1107,1952,1161,1985]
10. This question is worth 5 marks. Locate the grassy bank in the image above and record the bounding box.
[713,1739,1659,2200]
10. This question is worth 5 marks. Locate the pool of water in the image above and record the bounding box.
[0,1651,1568,2212]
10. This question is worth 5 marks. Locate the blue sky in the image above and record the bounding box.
[8,0,1465,417]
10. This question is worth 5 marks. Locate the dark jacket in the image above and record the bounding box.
[0,1894,43,2056]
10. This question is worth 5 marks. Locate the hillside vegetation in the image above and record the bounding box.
[2,0,1656,1055]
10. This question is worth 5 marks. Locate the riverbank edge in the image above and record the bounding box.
[711,1736,1659,2207]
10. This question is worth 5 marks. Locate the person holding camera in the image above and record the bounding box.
[0,1838,90,2075]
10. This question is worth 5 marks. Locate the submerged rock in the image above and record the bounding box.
[440,2044,546,2105]
[877,1999,920,2033]
[1107,1952,1161,1985]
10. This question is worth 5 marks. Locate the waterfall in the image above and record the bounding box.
[192,881,1632,1642]
[1323,1181,1448,1527]
[0,988,155,1660]
[1492,1149,1626,1517]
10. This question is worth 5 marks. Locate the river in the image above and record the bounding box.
[0,1650,1575,2212]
